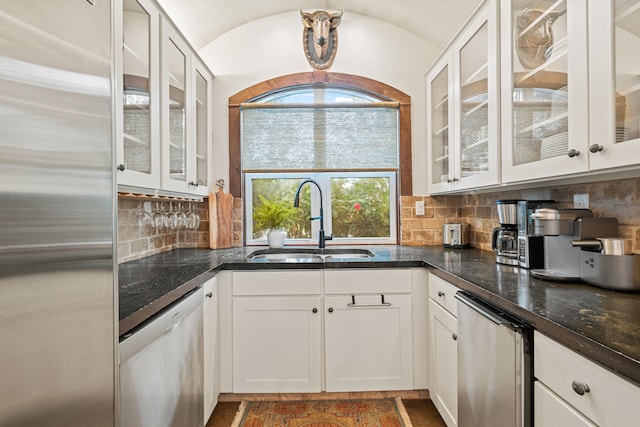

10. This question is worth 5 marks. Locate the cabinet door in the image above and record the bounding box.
[324,294,413,391]
[203,278,218,424]
[116,0,161,188]
[534,381,596,427]
[232,296,322,393]
[501,0,589,182]
[161,21,191,193]
[452,0,500,190]
[427,53,455,193]
[428,299,458,427]
[588,0,640,170]
[190,57,212,196]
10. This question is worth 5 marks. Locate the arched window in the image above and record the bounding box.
[229,72,412,245]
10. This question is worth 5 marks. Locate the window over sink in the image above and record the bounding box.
[241,85,399,246]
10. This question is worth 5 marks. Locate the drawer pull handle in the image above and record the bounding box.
[347,294,392,308]
[438,291,445,297]
[571,381,590,395]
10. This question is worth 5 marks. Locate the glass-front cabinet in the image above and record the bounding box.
[116,0,213,196]
[427,56,453,192]
[427,0,499,193]
[501,0,590,182]
[117,0,161,188]
[588,0,640,170]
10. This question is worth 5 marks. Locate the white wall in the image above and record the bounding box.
[198,11,443,195]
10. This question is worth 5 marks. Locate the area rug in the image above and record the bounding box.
[230,397,413,427]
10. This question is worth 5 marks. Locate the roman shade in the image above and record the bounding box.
[241,102,400,171]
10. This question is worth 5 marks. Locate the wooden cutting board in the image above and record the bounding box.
[209,187,234,249]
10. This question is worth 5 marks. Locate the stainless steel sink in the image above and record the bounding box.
[247,248,375,262]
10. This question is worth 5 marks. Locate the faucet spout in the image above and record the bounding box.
[293,179,333,248]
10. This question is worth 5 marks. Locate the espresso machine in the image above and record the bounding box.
[530,208,619,281]
[517,200,555,268]
[492,200,519,265]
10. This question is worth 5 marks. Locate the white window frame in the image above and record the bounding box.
[245,172,397,246]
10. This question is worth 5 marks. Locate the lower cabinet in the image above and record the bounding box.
[232,271,323,393]
[203,277,219,424]
[427,272,460,427]
[533,331,640,427]
[230,269,417,393]
[324,293,413,391]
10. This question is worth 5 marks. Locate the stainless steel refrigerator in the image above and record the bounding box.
[0,1,116,426]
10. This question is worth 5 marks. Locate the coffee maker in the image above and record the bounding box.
[492,200,519,265]
[517,200,555,268]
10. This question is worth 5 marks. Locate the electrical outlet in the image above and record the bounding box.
[415,201,425,216]
[574,193,589,209]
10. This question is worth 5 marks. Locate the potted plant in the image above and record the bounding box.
[253,195,296,248]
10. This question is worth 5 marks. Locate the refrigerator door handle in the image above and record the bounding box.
[454,291,521,331]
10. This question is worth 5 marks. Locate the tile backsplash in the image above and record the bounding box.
[401,177,640,253]
[118,177,640,262]
[117,197,210,263]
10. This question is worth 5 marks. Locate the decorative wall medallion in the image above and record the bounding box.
[300,9,343,70]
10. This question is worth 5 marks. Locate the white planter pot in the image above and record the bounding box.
[267,229,286,248]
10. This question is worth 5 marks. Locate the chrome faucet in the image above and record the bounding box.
[293,178,332,249]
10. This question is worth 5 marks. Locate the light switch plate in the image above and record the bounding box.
[415,201,425,216]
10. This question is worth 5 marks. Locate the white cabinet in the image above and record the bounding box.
[203,277,218,424]
[500,0,589,183]
[427,0,500,194]
[324,269,414,392]
[116,0,212,196]
[588,1,640,170]
[501,0,640,183]
[230,269,419,393]
[231,271,323,393]
[427,273,459,427]
[534,331,640,427]
[116,0,161,189]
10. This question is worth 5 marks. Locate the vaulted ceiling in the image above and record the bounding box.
[157,0,483,52]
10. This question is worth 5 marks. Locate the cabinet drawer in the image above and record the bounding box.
[534,331,640,426]
[428,272,460,316]
[534,381,596,427]
[232,271,322,296]
[324,269,412,294]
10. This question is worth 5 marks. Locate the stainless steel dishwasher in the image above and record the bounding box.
[119,287,204,427]
[455,291,532,427]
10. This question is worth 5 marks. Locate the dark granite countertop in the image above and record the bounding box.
[118,245,640,385]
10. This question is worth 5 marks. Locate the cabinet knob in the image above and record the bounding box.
[205,292,213,298]
[589,144,604,153]
[189,181,199,187]
[567,149,580,158]
[452,177,459,182]
[312,307,318,313]
[437,291,445,297]
[571,381,590,395]
[116,164,126,171]
[447,179,452,183]
[452,333,457,341]
[328,307,334,313]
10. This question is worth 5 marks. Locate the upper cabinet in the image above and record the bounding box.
[116,0,213,196]
[427,0,640,193]
[501,0,589,182]
[427,0,500,194]
[588,0,640,170]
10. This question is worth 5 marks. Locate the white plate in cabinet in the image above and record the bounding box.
[324,294,413,392]
[534,331,640,426]
[428,272,460,316]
